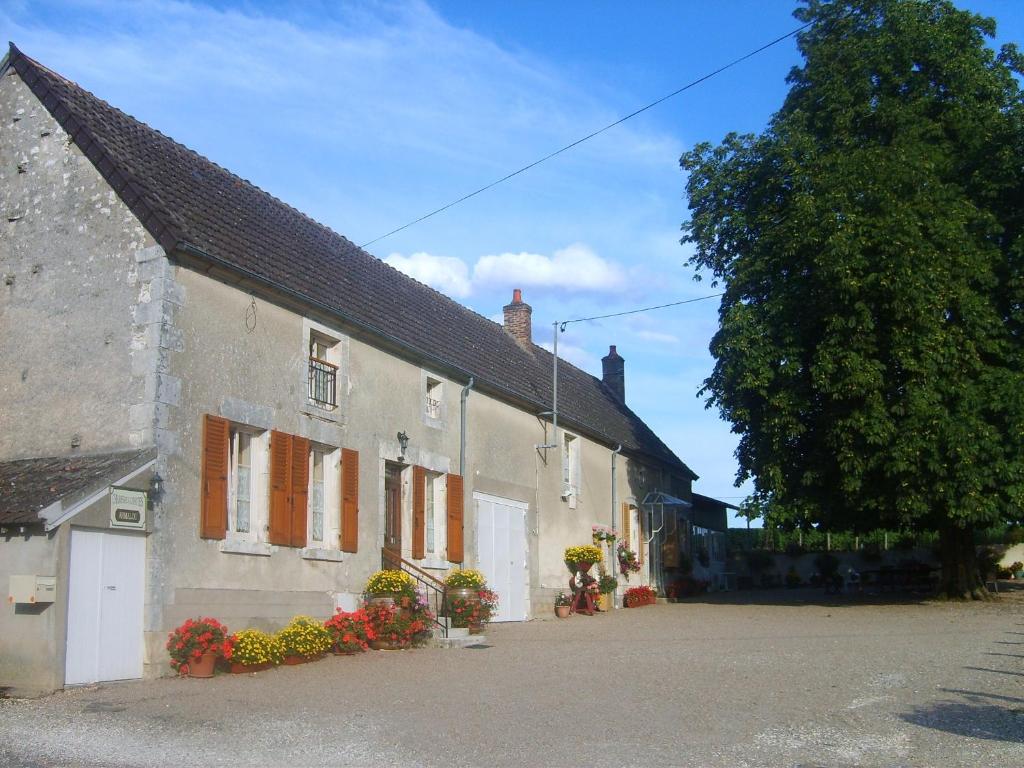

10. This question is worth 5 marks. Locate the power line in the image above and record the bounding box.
[558,292,724,330]
[360,22,812,249]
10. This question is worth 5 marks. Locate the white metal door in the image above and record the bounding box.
[474,492,528,622]
[66,529,145,685]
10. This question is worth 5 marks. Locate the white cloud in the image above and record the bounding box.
[473,243,624,293]
[384,251,471,298]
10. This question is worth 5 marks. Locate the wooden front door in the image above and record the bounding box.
[384,463,402,556]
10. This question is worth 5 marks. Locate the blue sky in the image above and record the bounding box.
[4,1,1022,524]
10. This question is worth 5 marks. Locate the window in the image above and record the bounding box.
[308,333,338,408]
[306,446,341,549]
[425,377,442,420]
[227,426,267,543]
[425,471,445,557]
[561,432,580,506]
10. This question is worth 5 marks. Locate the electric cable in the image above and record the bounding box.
[359,22,812,248]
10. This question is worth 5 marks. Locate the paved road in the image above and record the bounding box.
[2,590,1022,767]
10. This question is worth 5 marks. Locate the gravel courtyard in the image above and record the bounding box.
[2,591,1022,768]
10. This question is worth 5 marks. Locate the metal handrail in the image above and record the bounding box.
[381,548,448,638]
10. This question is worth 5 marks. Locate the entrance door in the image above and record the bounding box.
[65,529,146,685]
[474,492,528,622]
[384,463,402,557]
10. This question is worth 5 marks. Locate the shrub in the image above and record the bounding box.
[276,615,332,659]
[224,629,284,666]
[364,601,432,647]
[598,574,618,594]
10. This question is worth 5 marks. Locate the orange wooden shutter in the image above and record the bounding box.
[269,430,292,545]
[200,414,229,539]
[412,465,426,559]
[290,435,310,548]
[340,448,359,553]
[620,501,630,549]
[446,473,464,563]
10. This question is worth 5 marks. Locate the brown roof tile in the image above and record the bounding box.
[6,44,694,476]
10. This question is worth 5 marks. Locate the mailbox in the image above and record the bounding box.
[8,575,57,604]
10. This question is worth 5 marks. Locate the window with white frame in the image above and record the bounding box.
[228,427,266,542]
[425,376,443,421]
[561,431,580,502]
[307,446,340,548]
[424,471,446,557]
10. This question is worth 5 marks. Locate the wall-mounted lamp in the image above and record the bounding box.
[397,431,410,462]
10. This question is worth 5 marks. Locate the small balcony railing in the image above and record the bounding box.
[308,357,337,408]
[425,396,441,419]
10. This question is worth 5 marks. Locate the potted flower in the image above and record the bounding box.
[476,587,499,631]
[166,617,228,678]
[624,585,656,608]
[223,628,284,673]
[364,600,432,650]
[597,574,618,611]
[616,543,640,580]
[365,569,416,605]
[592,524,617,546]
[444,568,487,613]
[324,608,375,654]
[564,544,604,575]
[554,591,572,618]
[276,615,332,664]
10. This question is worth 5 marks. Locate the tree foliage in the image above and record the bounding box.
[681,0,1024,597]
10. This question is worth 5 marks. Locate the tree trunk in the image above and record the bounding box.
[938,524,990,600]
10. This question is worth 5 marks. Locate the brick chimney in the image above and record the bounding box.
[503,288,532,345]
[602,345,625,402]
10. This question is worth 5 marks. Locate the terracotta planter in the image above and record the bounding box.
[555,605,571,618]
[446,587,480,608]
[282,655,307,665]
[574,561,594,575]
[368,595,397,608]
[468,622,484,635]
[184,650,218,678]
[369,638,407,651]
[229,661,272,674]
[332,646,362,655]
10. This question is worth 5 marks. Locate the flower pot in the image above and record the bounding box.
[446,587,480,607]
[229,661,272,674]
[468,622,484,635]
[369,595,397,608]
[282,655,307,666]
[185,650,218,678]
[598,593,612,611]
[555,605,571,618]
[574,561,594,576]
[369,638,407,651]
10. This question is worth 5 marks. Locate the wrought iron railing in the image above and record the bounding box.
[308,356,337,407]
[382,548,448,638]
[425,396,441,419]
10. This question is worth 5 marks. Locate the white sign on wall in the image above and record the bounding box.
[110,488,146,530]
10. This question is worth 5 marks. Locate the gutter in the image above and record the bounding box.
[460,377,475,476]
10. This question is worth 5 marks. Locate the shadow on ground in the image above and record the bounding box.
[901,690,1024,743]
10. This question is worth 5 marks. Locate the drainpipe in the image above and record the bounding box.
[460,377,475,476]
[611,444,622,605]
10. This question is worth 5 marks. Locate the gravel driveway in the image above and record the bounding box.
[2,590,1022,767]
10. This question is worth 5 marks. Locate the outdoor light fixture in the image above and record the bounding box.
[397,431,409,462]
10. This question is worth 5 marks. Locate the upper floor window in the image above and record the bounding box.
[308,333,338,409]
[562,431,580,507]
[425,377,443,420]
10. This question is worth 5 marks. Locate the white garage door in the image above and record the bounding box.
[474,492,528,622]
[65,529,146,685]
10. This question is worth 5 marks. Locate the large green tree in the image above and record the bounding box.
[681,0,1024,598]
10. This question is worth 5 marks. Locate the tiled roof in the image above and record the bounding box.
[0,449,154,525]
[6,44,694,476]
